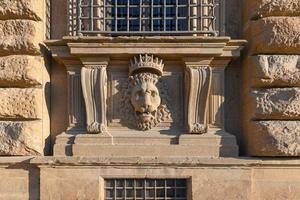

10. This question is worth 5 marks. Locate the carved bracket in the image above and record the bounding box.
[81,65,107,133]
[185,65,212,134]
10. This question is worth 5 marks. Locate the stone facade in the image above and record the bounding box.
[242,0,300,156]
[0,157,300,200]
[0,0,49,156]
[0,0,299,199]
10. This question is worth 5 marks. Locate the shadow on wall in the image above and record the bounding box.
[5,158,40,200]
[225,0,242,39]
[224,59,244,156]
[40,44,52,156]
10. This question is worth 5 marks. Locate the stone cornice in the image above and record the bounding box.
[45,37,246,65]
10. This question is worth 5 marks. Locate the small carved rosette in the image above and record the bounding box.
[121,54,171,131]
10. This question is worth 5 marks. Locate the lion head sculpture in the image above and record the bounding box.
[120,54,171,131]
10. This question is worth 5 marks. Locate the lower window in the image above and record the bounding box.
[105,178,188,200]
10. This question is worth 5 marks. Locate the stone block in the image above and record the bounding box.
[0,0,43,21]
[247,55,300,87]
[0,20,43,55]
[245,0,300,20]
[0,121,43,155]
[247,88,300,120]
[244,121,300,156]
[0,55,43,87]
[246,17,300,54]
[0,88,42,119]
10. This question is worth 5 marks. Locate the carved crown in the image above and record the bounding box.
[129,54,164,76]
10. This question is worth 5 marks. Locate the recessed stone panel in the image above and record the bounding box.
[246,17,300,54]
[0,121,43,155]
[0,55,43,87]
[107,66,184,132]
[0,0,43,21]
[247,55,300,87]
[0,88,42,119]
[0,20,43,55]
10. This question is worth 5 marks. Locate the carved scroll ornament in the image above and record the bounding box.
[81,65,107,133]
[185,65,212,134]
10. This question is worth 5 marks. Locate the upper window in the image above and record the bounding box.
[68,0,224,36]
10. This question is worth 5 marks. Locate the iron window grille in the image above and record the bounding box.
[68,0,225,36]
[104,178,188,200]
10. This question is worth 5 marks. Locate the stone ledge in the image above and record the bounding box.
[1,156,299,167]
[245,0,300,20]
[246,17,300,54]
[0,55,43,87]
[0,0,43,21]
[0,156,33,167]
[29,156,300,167]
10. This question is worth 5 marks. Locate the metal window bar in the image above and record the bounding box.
[46,0,51,39]
[68,0,224,36]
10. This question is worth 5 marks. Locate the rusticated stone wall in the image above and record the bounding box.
[242,0,300,156]
[0,0,50,155]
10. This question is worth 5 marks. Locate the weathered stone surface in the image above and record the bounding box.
[0,55,43,87]
[246,0,300,20]
[246,17,300,54]
[0,165,39,200]
[0,0,43,21]
[0,20,43,55]
[245,121,300,156]
[248,88,300,120]
[0,121,42,155]
[248,55,300,87]
[0,88,42,119]
[252,168,300,200]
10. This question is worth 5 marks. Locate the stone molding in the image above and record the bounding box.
[30,156,300,167]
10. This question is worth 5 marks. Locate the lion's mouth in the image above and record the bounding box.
[136,110,156,120]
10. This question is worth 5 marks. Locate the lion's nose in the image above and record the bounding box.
[142,94,151,109]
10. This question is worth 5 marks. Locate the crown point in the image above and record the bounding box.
[129,54,164,76]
